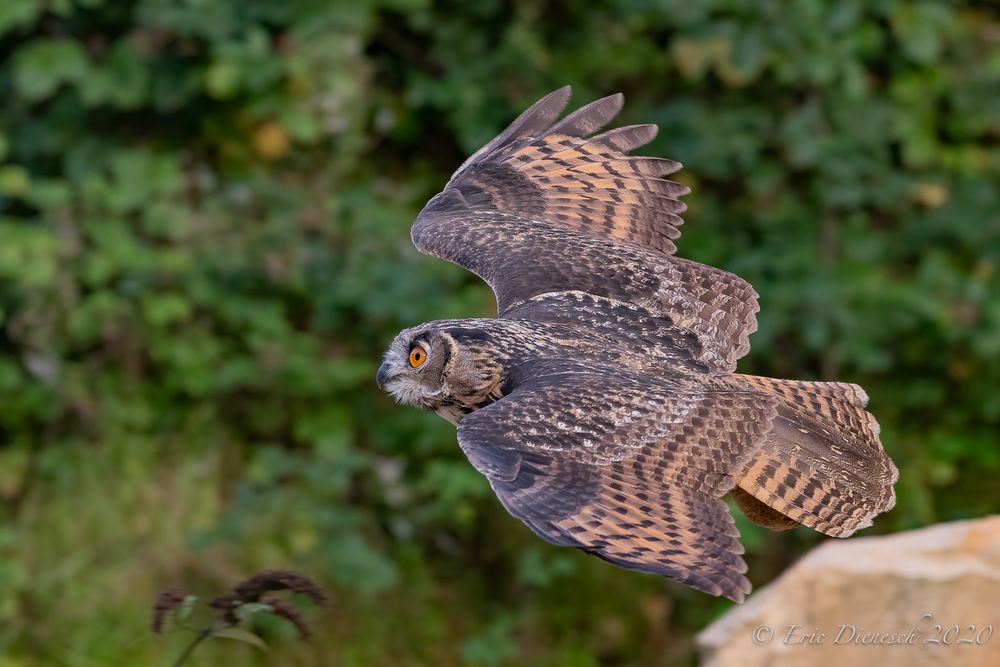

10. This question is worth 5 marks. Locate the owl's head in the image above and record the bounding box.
[376,322,504,420]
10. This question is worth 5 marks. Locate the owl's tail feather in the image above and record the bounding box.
[729,375,899,537]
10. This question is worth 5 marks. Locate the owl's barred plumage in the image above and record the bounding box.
[377,87,898,602]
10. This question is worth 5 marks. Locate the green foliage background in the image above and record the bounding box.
[1,0,999,665]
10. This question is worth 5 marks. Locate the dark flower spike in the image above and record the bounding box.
[263,596,313,640]
[232,569,328,608]
[151,587,187,633]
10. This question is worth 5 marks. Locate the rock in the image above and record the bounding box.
[698,517,1000,667]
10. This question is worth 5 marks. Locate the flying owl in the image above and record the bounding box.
[376,87,898,602]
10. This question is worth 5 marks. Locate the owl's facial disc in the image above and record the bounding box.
[377,323,504,419]
[376,328,449,408]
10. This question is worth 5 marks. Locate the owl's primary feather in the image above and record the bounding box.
[378,86,898,602]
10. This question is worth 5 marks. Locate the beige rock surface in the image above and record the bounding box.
[698,516,1000,667]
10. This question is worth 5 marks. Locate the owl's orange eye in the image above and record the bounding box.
[408,345,428,368]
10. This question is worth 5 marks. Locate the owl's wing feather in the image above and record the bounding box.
[447,86,573,188]
[503,291,748,374]
[427,87,686,255]
[414,210,757,372]
[457,360,778,602]
[413,87,758,372]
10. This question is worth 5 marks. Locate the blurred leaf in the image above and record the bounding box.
[214,627,270,652]
[460,615,518,667]
[13,38,89,100]
[890,2,952,64]
[0,0,39,36]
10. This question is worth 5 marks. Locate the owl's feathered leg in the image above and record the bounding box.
[729,486,798,531]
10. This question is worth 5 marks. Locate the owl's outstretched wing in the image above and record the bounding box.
[456,359,778,602]
[412,87,757,372]
[439,86,686,254]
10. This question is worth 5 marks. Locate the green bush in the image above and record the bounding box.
[1,1,998,665]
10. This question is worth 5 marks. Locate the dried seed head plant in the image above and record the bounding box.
[151,570,328,666]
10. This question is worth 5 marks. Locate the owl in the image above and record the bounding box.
[376,87,898,602]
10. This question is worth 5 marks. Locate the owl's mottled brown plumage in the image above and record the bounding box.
[376,86,899,602]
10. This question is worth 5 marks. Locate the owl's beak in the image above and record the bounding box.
[376,362,398,390]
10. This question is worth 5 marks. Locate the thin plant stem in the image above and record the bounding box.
[170,620,229,667]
